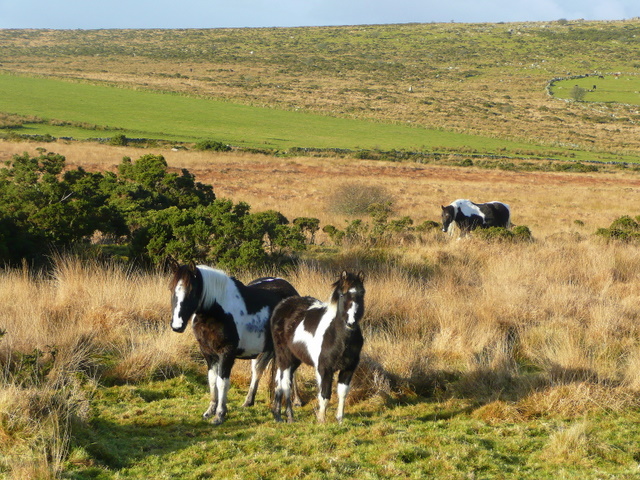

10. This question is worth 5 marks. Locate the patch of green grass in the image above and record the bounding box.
[0,73,593,158]
[64,376,640,479]
[551,75,640,105]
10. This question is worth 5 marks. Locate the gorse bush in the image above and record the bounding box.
[595,215,640,242]
[324,207,421,247]
[0,151,311,270]
[109,133,128,146]
[475,225,533,242]
[193,139,232,152]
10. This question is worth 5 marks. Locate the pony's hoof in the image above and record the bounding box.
[202,405,217,420]
[242,400,254,407]
[210,414,226,425]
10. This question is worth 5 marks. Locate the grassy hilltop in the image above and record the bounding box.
[1,20,640,158]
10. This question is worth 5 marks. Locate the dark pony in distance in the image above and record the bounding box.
[441,199,511,237]
[169,260,298,425]
[271,271,365,424]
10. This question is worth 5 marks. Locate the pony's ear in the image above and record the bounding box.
[357,270,365,283]
[441,205,446,210]
[341,270,348,280]
[188,260,197,273]
[167,255,180,273]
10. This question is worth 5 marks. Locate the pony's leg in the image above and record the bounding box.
[272,362,298,422]
[271,366,285,422]
[336,369,355,424]
[283,361,300,423]
[202,355,219,420]
[210,354,235,425]
[316,368,334,423]
[243,352,272,407]
[272,366,293,423]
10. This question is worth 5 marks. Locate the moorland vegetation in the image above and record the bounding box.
[1,19,640,157]
[2,19,640,480]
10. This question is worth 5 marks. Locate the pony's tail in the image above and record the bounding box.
[267,353,304,407]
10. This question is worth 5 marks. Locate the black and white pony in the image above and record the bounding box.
[169,260,298,425]
[271,271,365,424]
[441,199,511,237]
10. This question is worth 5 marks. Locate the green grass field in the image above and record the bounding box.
[551,75,640,104]
[0,73,624,162]
[66,376,640,480]
[0,73,529,152]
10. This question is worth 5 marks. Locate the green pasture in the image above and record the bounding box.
[62,376,640,479]
[0,73,603,160]
[551,75,640,105]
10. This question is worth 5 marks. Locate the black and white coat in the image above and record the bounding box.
[170,262,298,425]
[441,199,511,237]
[271,271,365,424]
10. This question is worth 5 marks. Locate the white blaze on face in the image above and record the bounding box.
[346,288,359,326]
[172,280,187,331]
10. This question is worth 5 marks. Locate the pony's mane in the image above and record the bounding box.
[198,265,234,309]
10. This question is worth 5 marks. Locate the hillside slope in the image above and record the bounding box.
[1,20,639,154]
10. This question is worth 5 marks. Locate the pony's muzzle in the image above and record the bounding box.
[171,320,187,333]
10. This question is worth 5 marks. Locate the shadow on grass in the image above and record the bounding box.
[68,379,278,475]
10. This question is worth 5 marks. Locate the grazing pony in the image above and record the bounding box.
[271,271,365,424]
[169,260,298,425]
[441,199,511,237]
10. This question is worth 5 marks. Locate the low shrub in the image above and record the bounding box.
[595,215,640,242]
[193,139,232,152]
[475,225,533,242]
[109,134,128,146]
[328,183,394,216]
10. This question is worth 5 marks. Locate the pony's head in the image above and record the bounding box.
[169,260,203,333]
[332,270,365,328]
[440,204,457,233]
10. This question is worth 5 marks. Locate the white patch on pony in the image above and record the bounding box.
[203,366,219,418]
[317,396,330,423]
[216,376,230,416]
[336,382,350,422]
[250,277,279,286]
[197,265,269,357]
[292,300,338,368]
[346,301,359,326]
[237,306,270,355]
[171,280,187,330]
[453,199,485,221]
[276,367,293,396]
